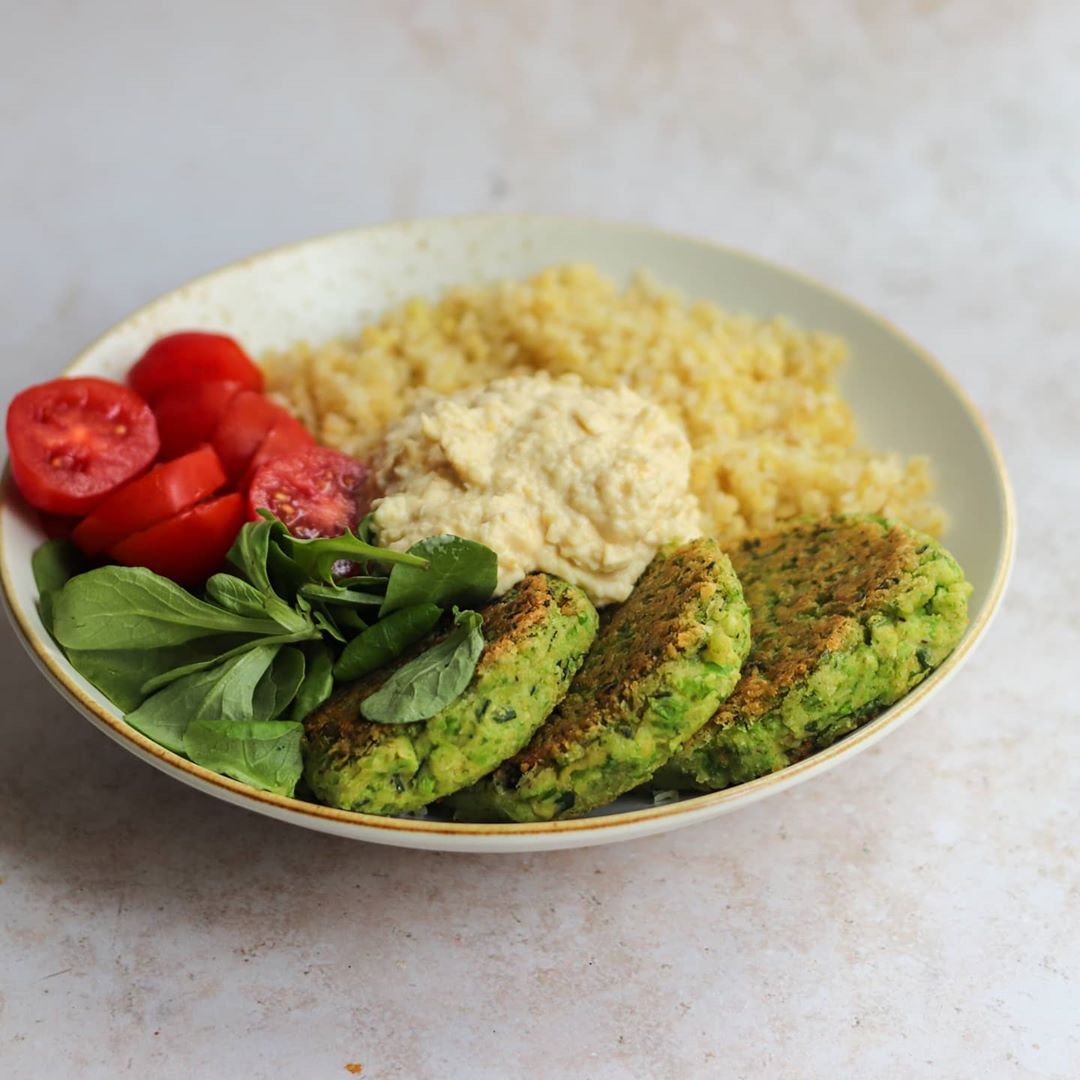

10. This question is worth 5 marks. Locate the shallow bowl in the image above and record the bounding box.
[0,216,1014,852]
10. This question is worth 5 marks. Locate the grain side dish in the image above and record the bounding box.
[263,264,946,546]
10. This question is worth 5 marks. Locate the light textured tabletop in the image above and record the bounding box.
[1,3,1077,1078]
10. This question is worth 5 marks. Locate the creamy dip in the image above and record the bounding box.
[370,373,702,604]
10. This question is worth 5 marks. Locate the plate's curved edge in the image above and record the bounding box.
[0,215,1017,851]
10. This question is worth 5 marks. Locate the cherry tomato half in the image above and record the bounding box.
[248,447,370,539]
[109,492,245,587]
[128,332,263,403]
[72,445,227,555]
[242,413,315,486]
[152,379,244,460]
[6,377,160,515]
[211,390,308,481]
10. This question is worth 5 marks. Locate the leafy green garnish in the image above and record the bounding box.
[259,646,306,720]
[298,583,384,607]
[289,641,336,723]
[183,719,304,796]
[281,526,427,585]
[380,535,497,616]
[126,645,280,755]
[32,539,88,633]
[52,566,285,650]
[35,515,500,795]
[360,609,484,725]
[334,602,443,683]
[66,641,227,713]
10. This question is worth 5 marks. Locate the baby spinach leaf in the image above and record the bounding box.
[298,583,384,607]
[125,644,280,754]
[206,574,277,619]
[354,513,378,545]
[329,606,367,634]
[52,566,284,651]
[311,609,347,643]
[32,539,88,633]
[360,609,484,725]
[266,538,310,602]
[32,538,87,598]
[183,718,304,796]
[334,574,388,592]
[66,641,211,712]
[282,527,427,584]
[226,514,288,596]
[380,535,497,617]
[334,602,442,683]
[137,628,318,697]
[256,646,306,720]
[290,641,336,723]
[206,572,310,633]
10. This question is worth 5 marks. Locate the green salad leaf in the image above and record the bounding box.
[289,641,336,723]
[52,566,284,650]
[258,646,306,720]
[183,719,304,796]
[298,582,384,607]
[281,526,427,585]
[32,539,88,633]
[380,535,497,616]
[334,602,442,683]
[67,641,225,713]
[126,645,280,754]
[360,608,484,725]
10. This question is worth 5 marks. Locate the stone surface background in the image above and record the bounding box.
[1,2,1076,1077]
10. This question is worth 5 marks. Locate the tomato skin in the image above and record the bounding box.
[211,390,305,481]
[248,446,370,539]
[72,445,227,555]
[6,377,160,515]
[128,332,263,403]
[242,413,315,486]
[109,492,245,587]
[153,380,244,460]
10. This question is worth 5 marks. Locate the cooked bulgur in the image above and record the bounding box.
[262,265,944,544]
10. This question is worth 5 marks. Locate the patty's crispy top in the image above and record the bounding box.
[727,515,931,720]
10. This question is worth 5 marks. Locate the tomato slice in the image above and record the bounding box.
[211,391,305,481]
[109,492,245,587]
[243,413,315,486]
[153,380,244,460]
[129,332,263,403]
[72,445,227,555]
[6,377,160,515]
[248,447,370,539]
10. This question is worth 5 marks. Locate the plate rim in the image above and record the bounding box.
[0,213,1017,847]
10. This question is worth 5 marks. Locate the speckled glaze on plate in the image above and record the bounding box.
[0,216,1015,852]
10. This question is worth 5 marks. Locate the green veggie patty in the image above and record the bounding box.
[450,538,752,822]
[657,514,972,791]
[302,573,599,814]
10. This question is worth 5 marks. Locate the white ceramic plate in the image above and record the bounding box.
[0,216,1014,852]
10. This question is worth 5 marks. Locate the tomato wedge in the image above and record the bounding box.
[109,492,245,587]
[128,332,263,403]
[153,380,244,460]
[248,447,370,539]
[6,377,160,515]
[72,445,227,555]
[243,413,315,484]
[211,391,308,481]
